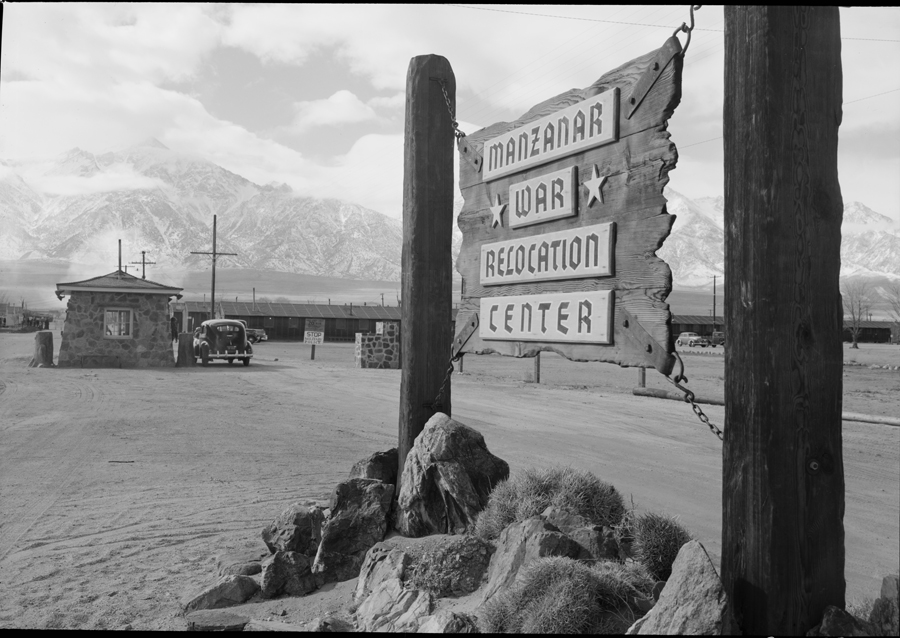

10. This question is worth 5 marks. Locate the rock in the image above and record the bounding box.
[625,540,725,635]
[869,574,899,637]
[355,577,433,632]
[185,609,250,631]
[807,605,878,636]
[355,542,411,604]
[260,551,319,598]
[244,619,311,632]
[181,574,260,612]
[480,517,581,604]
[313,478,395,583]
[303,616,355,632]
[394,413,509,537]
[540,506,620,562]
[418,610,478,633]
[262,501,327,556]
[216,549,267,577]
[349,448,399,485]
[409,535,493,598]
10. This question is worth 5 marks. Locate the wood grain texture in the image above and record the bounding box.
[722,7,845,635]
[456,43,682,374]
[398,55,456,483]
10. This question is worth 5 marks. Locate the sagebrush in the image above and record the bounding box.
[477,556,655,634]
[473,466,626,540]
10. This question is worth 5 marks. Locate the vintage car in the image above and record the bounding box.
[193,319,253,366]
[710,331,726,347]
[247,328,268,343]
[676,331,710,347]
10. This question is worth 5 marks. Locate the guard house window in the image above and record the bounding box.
[104,308,133,338]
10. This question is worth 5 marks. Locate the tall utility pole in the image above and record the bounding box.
[712,275,717,331]
[723,7,844,635]
[129,251,157,280]
[191,215,237,319]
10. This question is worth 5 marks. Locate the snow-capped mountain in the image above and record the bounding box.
[0,140,402,281]
[659,189,900,288]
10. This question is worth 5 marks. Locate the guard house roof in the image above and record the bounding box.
[56,270,183,300]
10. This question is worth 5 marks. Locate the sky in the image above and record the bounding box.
[1,4,899,222]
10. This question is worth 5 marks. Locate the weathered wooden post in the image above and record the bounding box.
[723,7,845,634]
[28,331,54,367]
[398,55,456,483]
[176,333,194,367]
[533,351,540,384]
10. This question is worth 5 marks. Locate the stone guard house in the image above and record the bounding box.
[55,270,183,367]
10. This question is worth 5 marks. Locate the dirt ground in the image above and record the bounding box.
[0,332,897,630]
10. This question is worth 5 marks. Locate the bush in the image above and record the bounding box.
[473,466,626,541]
[407,535,493,598]
[477,557,655,634]
[619,511,692,581]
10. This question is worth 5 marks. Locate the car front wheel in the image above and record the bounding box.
[201,343,210,366]
[243,357,250,367]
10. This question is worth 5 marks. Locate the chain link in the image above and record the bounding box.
[428,355,462,412]
[673,5,701,57]
[665,352,724,441]
[430,77,466,140]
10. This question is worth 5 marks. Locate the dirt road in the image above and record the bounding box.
[0,333,897,629]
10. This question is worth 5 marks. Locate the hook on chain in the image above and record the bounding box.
[664,348,724,442]
[672,5,701,57]
[429,77,466,140]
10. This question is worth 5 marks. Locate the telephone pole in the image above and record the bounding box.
[191,215,237,319]
[129,251,157,280]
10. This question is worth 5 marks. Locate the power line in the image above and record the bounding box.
[845,87,900,104]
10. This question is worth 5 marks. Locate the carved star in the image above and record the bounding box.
[584,164,608,207]
[490,194,506,228]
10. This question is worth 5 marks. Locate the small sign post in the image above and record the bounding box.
[304,318,325,360]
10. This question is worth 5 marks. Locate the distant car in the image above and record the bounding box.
[676,332,709,347]
[710,331,725,347]
[193,319,253,366]
[246,328,268,343]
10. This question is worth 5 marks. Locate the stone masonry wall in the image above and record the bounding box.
[354,321,400,369]
[58,291,175,368]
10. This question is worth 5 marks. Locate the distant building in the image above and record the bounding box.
[672,314,895,344]
[55,270,183,367]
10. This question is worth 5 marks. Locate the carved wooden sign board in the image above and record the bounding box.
[454,38,683,375]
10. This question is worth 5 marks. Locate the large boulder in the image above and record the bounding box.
[541,506,619,562]
[409,535,493,598]
[869,574,899,637]
[480,517,581,605]
[625,540,726,635]
[355,542,411,604]
[216,548,267,577]
[418,610,478,633]
[350,448,399,485]
[181,574,260,612]
[807,605,878,637]
[260,551,319,598]
[355,577,433,632]
[262,501,327,556]
[185,609,250,631]
[312,478,395,583]
[394,413,509,537]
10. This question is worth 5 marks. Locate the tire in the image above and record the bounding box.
[227,357,234,364]
[243,357,250,367]
[201,343,210,366]
[677,340,683,346]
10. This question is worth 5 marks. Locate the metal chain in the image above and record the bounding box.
[429,77,466,140]
[673,5,701,57]
[665,351,724,441]
[428,354,462,412]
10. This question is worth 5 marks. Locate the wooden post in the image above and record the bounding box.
[533,352,541,384]
[723,7,844,634]
[310,344,316,360]
[398,55,456,484]
[638,367,646,388]
[28,331,54,367]
[176,333,194,367]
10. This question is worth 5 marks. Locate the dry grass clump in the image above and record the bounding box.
[617,510,692,581]
[474,466,626,541]
[407,535,493,598]
[477,557,655,634]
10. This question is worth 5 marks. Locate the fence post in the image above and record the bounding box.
[176,333,194,367]
[534,351,541,384]
[398,55,456,487]
[723,7,845,634]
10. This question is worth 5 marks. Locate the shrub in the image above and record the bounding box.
[620,511,692,581]
[407,535,493,598]
[477,556,655,634]
[473,466,626,541]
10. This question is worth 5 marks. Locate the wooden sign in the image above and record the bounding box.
[304,318,325,345]
[454,38,684,374]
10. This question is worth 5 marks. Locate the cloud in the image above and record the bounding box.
[30,164,167,196]
[287,90,380,134]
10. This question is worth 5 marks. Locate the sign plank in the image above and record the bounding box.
[455,40,683,374]
[304,318,325,345]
